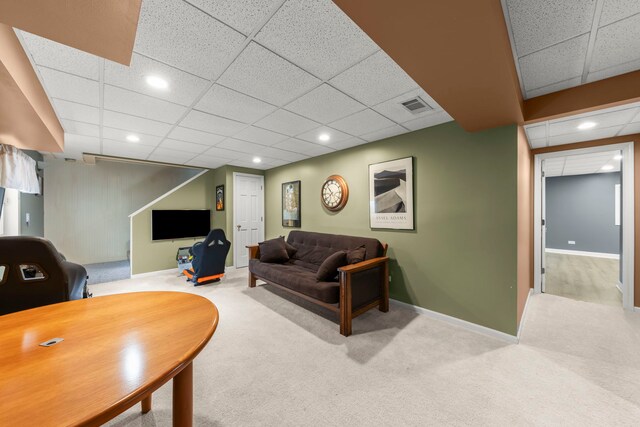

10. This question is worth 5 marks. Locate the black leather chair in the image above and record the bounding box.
[183,229,230,286]
[0,236,89,315]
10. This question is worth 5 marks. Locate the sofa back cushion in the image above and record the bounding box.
[286,231,383,267]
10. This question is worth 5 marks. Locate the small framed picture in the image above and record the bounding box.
[216,185,224,211]
[369,157,414,230]
[282,180,301,227]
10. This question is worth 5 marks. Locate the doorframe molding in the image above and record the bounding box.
[533,142,635,310]
[232,172,265,268]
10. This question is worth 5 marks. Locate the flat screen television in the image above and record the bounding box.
[151,209,210,241]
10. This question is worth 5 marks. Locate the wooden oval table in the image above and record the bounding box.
[0,291,218,427]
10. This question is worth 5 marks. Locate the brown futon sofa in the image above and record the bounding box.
[247,230,389,336]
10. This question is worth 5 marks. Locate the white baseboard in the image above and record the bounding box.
[130,268,179,279]
[517,289,533,339]
[390,299,518,344]
[545,248,620,259]
[634,307,640,313]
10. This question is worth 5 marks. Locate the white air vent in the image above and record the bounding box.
[401,97,431,114]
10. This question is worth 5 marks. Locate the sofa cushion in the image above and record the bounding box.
[259,237,289,263]
[316,251,347,281]
[287,230,383,267]
[346,245,366,264]
[249,259,339,304]
[285,241,298,258]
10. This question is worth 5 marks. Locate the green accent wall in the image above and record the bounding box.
[264,122,519,335]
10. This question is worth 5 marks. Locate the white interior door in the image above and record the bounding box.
[233,173,264,268]
[1,188,20,236]
[541,166,547,293]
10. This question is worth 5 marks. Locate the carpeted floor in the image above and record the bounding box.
[84,260,131,285]
[91,268,640,426]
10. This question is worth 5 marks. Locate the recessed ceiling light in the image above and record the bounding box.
[601,164,614,171]
[614,154,623,161]
[318,133,330,142]
[577,121,596,130]
[126,134,140,142]
[145,75,168,90]
[252,157,261,164]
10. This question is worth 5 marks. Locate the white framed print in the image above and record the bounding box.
[369,156,414,230]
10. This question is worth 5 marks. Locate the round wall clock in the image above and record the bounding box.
[321,175,349,212]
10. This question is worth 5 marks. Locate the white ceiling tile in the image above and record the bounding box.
[104,85,187,124]
[185,156,227,169]
[102,127,163,146]
[160,139,210,154]
[39,67,99,106]
[19,31,100,80]
[228,159,270,170]
[360,125,408,143]
[255,0,379,79]
[134,0,246,79]
[273,138,335,157]
[102,139,156,158]
[167,127,226,146]
[525,124,547,140]
[325,137,368,151]
[296,126,353,144]
[505,0,596,57]
[61,120,99,138]
[180,110,247,136]
[103,111,173,137]
[233,126,288,146]
[254,109,319,136]
[104,53,209,106]
[548,125,624,145]
[284,84,366,123]
[587,57,640,83]
[195,84,277,123]
[529,138,548,149]
[217,42,321,106]
[63,134,101,158]
[202,146,244,161]
[619,121,640,135]
[549,108,637,136]
[53,99,99,124]
[402,110,454,131]
[329,109,396,136]
[216,138,266,154]
[185,0,281,35]
[591,13,640,72]
[519,34,589,91]
[256,146,308,162]
[148,148,197,164]
[330,51,417,106]
[371,88,437,123]
[525,77,582,99]
[600,0,640,26]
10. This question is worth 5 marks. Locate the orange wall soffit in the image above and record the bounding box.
[524,70,640,124]
[0,0,142,65]
[332,0,524,132]
[0,24,63,152]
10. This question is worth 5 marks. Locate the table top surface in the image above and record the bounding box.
[0,291,218,426]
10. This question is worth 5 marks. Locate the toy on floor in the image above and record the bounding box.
[183,229,230,286]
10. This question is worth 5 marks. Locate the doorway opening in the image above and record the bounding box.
[534,143,634,309]
[233,173,264,268]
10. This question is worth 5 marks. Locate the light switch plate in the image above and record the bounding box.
[568,240,576,245]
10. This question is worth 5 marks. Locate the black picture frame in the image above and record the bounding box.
[282,180,301,227]
[215,185,224,211]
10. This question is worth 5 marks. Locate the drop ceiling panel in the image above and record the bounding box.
[19,31,100,80]
[228,159,270,170]
[104,85,187,124]
[587,58,640,83]
[160,138,210,154]
[254,109,319,136]
[371,88,436,123]
[102,139,156,158]
[525,77,582,99]
[273,138,334,156]
[217,42,321,106]
[330,109,395,136]
[284,84,365,124]
[61,119,99,138]
[202,146,244,161]
[148,147,197,164]
[216,138,266,154]
[548,125,623,146]
[330,51,417,106]
[255,0,379,79]
[504,0,596,57]
[102,111,173,137]
[185,156,227,170]
[402,111,454,131]
[360,125,408,143]
[63,134,101,159]
[599,0,640,26]
[102,127,162,146]
[256,146,308,162]
[548,108,638,136]
[233,126,288,146]
[591,13,640,72]
[38,67,99,106]
[185,0,281,36]
[526,124,546,140]
[134,0,246,79]
[104,53,209,107]
[296,126,352,144]
[195,84,277,123]
[180,110,247,136]
[620,121,640,135]
[325,137,367,151]
[519,35,589,92]
[53,99,99,124]
[168,127,226,146]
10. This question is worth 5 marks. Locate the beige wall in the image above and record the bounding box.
[44,159,199,264]
[517,125,533,327]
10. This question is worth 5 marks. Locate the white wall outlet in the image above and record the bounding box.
[389,275,392,283]
[568,240,576,245]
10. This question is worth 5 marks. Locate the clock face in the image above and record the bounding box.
[321,175,348,211]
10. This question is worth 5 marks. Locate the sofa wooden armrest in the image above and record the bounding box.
[246,245,260,288]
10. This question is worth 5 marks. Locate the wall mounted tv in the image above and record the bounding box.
[151,209,210,241]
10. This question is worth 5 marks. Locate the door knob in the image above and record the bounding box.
[237,225,241,231]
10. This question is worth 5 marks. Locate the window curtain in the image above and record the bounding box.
[0,144,40,194]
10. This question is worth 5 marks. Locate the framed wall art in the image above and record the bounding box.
[215,185,224,211]
[282,180,301,227]
[369,157,414,230]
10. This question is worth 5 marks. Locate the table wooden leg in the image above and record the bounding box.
[173,362,193,427]
[141,394,152,414]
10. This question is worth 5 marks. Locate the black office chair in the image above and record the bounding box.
[0,236,89,315]
[183,229,230,286]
